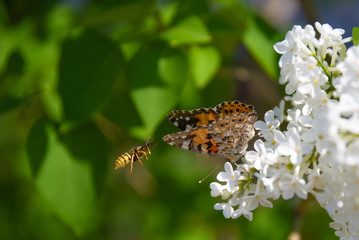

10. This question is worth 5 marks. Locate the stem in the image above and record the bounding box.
[312,54,336,93]
[312,54,332,80]
[289,194,315,240]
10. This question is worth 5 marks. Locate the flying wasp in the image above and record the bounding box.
[114,137,152,174]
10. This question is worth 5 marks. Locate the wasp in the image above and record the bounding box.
[114,137,152,174]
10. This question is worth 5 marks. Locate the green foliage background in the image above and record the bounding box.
[0,0,334,239]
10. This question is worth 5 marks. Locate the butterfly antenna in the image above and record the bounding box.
[199,164,221,183]
[233,157,250,177]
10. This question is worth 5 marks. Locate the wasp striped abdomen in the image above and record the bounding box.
[114,152,133,170]
[114,137,152,174]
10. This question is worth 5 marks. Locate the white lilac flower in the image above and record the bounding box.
[232,202,253,221]
[216,162,242,192]
[210,182,225,197]
[210,23,359,239]
[345,139,359,165]
[273,100,285,123]
[253,110,280,136]
[273,29,298,67]
[286,108,301,129]
[301,88,331,115]
[279,62,297,87]
[304,163,324,191]
[315,22,345,46]
[261,130,286,150]
[214,203,234,219]
[245,139,277,170]
[241,182,273,211]
[335,46,359,92]
[278,170,308,200]
[296,73,328,97]
[274,25,313,67]
[296,56,322,80]
[276,128,313,165]
[300,108,335,154]
[314,22,345,59]
[314,190,339,215]
[257,174,281,200]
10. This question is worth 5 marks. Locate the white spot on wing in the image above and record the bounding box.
[182,141,190,149]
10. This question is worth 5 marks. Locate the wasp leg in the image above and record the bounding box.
[134,152,144,166]
[129,153,135,174]
[143,151,149,160]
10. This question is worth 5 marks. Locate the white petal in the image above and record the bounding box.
[224,162,233,174]
[299,116,313,127]
[210,182,223,197]
[259,198,273,208]
[254,121,267,130]
[223,205,233,218]
[217,172,230,182]
[273,41,288,53]
[276,144,294,156]
[264,110,275,123]
[245,151,259,162]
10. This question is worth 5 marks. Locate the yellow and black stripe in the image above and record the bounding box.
[114,137,152,174]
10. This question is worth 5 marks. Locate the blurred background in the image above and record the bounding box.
[0,0,357,239]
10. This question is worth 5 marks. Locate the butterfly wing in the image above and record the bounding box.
[207,112,257,159]
[162,111,257,160]
[162,127,221,155]
[215,100,255,118]
[167,108,219,130]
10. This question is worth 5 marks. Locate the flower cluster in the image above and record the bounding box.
[210,22,359,239]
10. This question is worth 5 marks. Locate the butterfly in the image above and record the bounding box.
[162,101,257,161]
[114,137,152,174]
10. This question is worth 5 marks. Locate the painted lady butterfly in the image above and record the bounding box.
[114,137,152,174]
[162,101,257,161]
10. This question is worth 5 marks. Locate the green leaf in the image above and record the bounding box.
[58,29,124,122]
[160,15,212,45]
[179,78,201,108]
[130,86,177,139]
[33,121,96,236]
[61,121,109,196]
[158,50,189,90]
[40,88,63,122]
[353,27,359,46]
[157,1,178,26]
[26,118,49,176]
[102,87,143,130]
[242,17,279,79]
[82,1,149,26]
[189,45,220,89]
[0,95,27,113]
[127,46,160,89]
[121,41,141,61]
[126,46,182,138]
